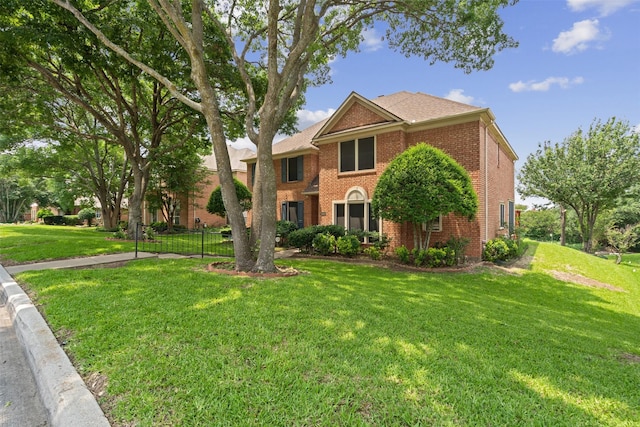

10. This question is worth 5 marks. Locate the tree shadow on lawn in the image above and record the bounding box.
[251,261,640,425]
[18,258,640,426]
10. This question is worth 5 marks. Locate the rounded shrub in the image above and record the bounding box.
[312,233,336,255]
[336,235,360,257]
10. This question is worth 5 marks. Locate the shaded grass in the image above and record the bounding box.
[0,224,136,263]
[16,242,640,426]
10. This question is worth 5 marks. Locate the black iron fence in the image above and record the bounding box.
[135,224,235,258]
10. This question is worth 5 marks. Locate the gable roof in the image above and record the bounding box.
[370,91,482,122]
[202,146,254,172]
[245,91,517,162]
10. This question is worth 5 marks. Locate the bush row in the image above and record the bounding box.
[394,237,470,268]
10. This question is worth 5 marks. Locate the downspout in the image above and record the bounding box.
[484,122,489,242]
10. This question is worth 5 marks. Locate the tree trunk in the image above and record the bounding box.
[252,131,278,273]
[560,206,566,246]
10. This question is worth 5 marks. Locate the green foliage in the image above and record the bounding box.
[150,222,168,233]
[372,143,478,250]
[482,236,522,262]
[276,220,298,246]
[112,229,127,240]
[363,246,381,260]
[78,207,96,225]
[312,233,336,256]
[395,245,411,264]
[606,224,640,264]
[368,232,391,251]
[288,225,347,253]
[43,215,65,225]
[336,235,361,257]
[445,236,470,266]
[518,118,640,253]
[206,178,252,217]
[37,208,54,219]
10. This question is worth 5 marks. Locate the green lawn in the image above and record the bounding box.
[0,224,136,263]
[11,236,640,426]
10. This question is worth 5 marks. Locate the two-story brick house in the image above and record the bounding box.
[245,91,518,259]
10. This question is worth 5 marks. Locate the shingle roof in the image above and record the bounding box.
[369,91,481,122]
[263,91,499,158]
[202,146,254,172]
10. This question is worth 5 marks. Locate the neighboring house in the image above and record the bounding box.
[244,91,518,259]
[143,146,254,229]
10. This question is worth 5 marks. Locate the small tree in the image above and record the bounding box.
[207,179,252,219]
[78,207,96,226]
[518,118,640,253]
[371,143,478,250]
[606,224,640,264]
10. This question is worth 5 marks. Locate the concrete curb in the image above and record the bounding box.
[0,266,110,427]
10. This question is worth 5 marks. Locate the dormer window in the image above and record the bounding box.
[339,136,375,172]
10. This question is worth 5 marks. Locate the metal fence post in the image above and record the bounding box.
[201,229,205,258]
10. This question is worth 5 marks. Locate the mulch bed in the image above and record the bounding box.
[207,262,300,277]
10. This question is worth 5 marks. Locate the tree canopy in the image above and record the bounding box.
[371,143,478,249]
[518,118,640,253]
[206,179,252,218]
[45,0,517,272]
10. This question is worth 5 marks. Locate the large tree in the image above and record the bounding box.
[518,118,640,253]
[371,143,478,250]
[1,0,220,237]
[51,0,518,272]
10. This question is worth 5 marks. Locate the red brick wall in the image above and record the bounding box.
[315,120,515,259]
[330,102,388,133]
[247,153,319,228]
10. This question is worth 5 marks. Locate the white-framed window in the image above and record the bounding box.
[172,200,181,226]
[422,216,442,232]
[339,136,375,173]
[281,156,304,182]
[499,202,506,229]
[333,187,379,238]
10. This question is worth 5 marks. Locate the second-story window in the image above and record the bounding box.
[281,156,304,182]
[340,136,375,172]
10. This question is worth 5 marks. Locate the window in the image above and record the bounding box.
[281,201,304,229]
[422,216,442,232]
[339,136,375,172]
[333,188,380,240]
[499,203,506,228]
[281,156,303,182]
[172,200,181,226]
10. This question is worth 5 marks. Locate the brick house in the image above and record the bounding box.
[143,146,253,229]
[245,91,518,259]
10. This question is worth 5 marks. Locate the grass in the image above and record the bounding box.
[0,224,136,263]
[10,234,640,426]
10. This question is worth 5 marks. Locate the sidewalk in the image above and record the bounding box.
[0,252,157,427]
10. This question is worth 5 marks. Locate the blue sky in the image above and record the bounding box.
[232,0,640,205]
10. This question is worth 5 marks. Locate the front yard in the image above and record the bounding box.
[4,225,638,426]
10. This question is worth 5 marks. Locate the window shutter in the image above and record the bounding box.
[297,202,304,229]
[281,159,287,183]
[297,156,304,181]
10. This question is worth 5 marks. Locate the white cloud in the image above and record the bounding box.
[567,0,638,16]
[443,89,475,105]
[552,19,608,54]
[296,108,335,130]
[361,27,384,52]
[509,76,585,92]
[229,108,336,149]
